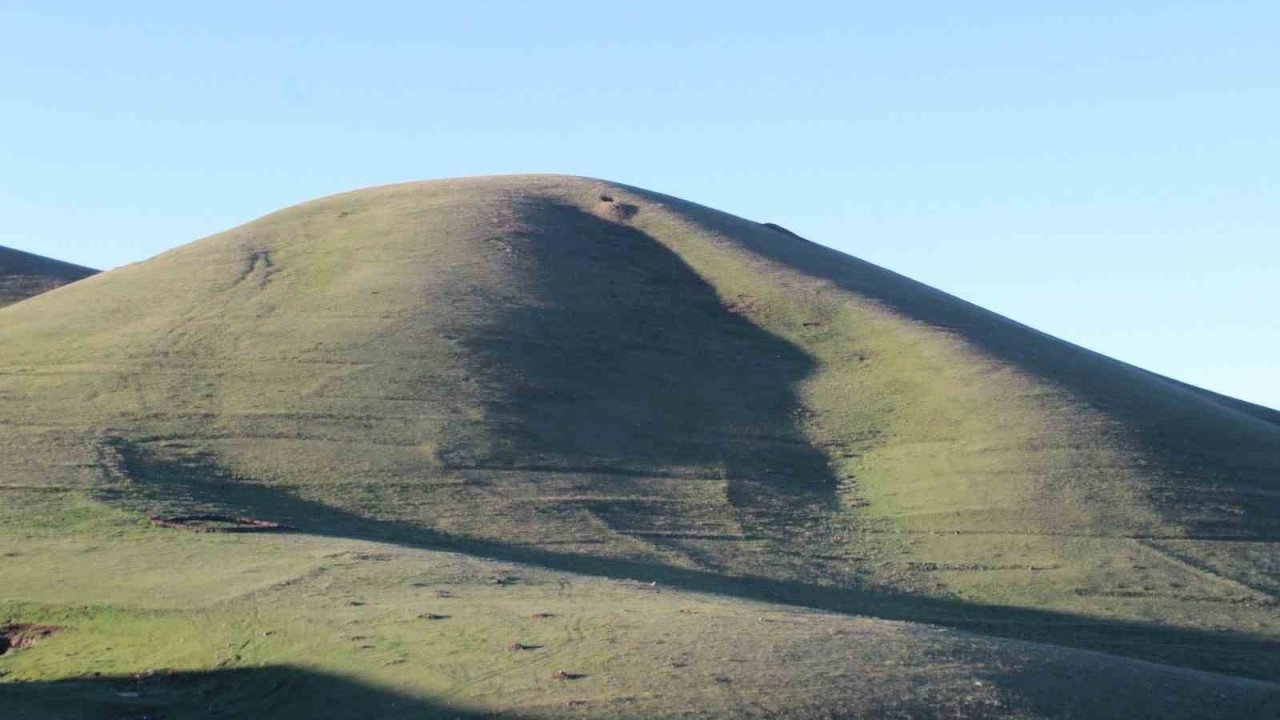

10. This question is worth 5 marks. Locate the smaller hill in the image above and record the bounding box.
[0,245,97,308]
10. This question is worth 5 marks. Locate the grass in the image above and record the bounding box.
[3,512,1276,719]
[0,175,1277,717]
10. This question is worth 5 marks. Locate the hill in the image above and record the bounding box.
[1,175,1276,718]
[0,245,96,307]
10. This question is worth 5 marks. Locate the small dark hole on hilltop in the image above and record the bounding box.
[599,194,614,202]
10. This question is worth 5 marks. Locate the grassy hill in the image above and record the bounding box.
[1,176,1276,718]
[0,245,96,307]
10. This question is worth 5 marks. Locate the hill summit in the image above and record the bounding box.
[1,176,1276,718]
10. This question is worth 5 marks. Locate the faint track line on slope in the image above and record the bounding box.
[1134,538,1278,602]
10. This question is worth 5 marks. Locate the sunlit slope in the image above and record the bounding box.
[0,245,96,307]
[1,175,1276,680]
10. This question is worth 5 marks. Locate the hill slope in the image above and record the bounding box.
[0,245,96,307]
[1,176,1276,717]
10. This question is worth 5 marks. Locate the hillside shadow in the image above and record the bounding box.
[650,199,1280,540]
[104,440,1280,683]
[453,199,838,547]
[0,246,97,308]
[982,659,1280,720]
[0,665,507,719]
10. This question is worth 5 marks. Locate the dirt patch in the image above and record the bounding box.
[595,195,639,221]
[723,294,761,316]
[235,250,277,288]
[607,203,640,222]
[350,552,395,561]
[0,624,62,655]
[148,514,291,533]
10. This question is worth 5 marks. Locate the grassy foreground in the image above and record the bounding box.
[1,176,1276,717]
[3,498,1276,719]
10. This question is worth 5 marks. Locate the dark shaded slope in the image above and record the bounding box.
[461,199,836,547]
[643,191,1280,541]
[1159,375,1280,427]
[0,245,97,307]
[0,666,498,720]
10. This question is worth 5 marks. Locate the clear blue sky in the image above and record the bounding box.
[3,2,1277,408]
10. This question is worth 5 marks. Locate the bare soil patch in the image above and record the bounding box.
[0,624,62,655]
[148,514,291,533]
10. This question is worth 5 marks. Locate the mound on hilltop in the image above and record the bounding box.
[0,175,1276,718]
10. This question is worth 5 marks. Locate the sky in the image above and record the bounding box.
[2,2,1277,408]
